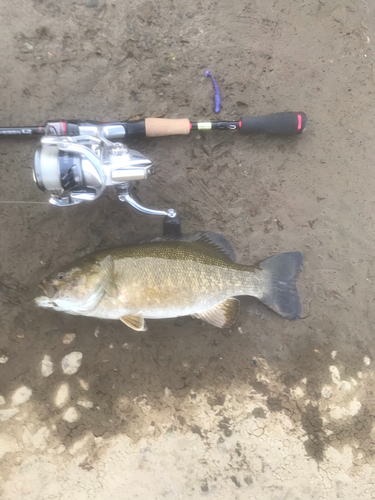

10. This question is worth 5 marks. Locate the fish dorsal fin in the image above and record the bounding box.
[192,298,240,328]
[98,255,118,298]
[141,232,236,263]
[120,314,147,331]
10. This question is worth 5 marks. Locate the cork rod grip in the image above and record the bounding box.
[145,118,191,137]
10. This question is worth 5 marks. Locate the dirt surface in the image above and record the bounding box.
[1,0,375,498]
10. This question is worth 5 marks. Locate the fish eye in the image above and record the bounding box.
[57,272,65,280]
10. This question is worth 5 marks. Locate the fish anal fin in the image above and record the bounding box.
[192,298,240,328]
[120,314,147,331]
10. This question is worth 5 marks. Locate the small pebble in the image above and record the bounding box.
[78,378,89,391]
[363,356,371,366]
[94,327,99,338]
[12,386,32,406]
[77,399,94,409]
[339,381,352,392]
[122,343,130,350]
[164,387,172,398]
[55,383,70,408]
[321,385,332,399]
[329,365,341,384]
[62,407,80,423]
[63,333,76,345]
[61,352,83,375]
[0,356,8,364]
[331,351,337,360]
[349,399,361,416]
[41,355,54,377]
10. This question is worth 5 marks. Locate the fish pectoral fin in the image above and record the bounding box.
[192,298,240,328]
[120,314,147,331]
[99,255,118,298]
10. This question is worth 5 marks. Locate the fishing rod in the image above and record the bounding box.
[0,112,307,234]
[0,112,307,138]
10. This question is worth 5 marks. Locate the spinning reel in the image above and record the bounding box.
[33,121,177,221]
[1,112,307,233]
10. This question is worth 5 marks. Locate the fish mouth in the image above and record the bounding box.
[38,281,59,299]
[35,283,59,309]
[38,282,48,295]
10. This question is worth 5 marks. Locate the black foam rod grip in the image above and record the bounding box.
[240,112,307,135]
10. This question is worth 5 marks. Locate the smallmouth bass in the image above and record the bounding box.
[35,232,303,331]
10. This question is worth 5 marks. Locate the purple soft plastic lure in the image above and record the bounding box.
[205,70,221,113]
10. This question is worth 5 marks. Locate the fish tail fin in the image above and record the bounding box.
[257,252,303,320]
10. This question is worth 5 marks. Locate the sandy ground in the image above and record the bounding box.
[1,0,375,498]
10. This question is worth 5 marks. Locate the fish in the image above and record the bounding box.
[35,232,303,331]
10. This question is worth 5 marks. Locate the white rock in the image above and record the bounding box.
[164,387,172,398]
[321,385,332,399]
[330,399,362,420]
[363,356,371,366]
[55,382,70,408]
[12,386,32,405]
[290,386,304,398]
[329,365,341,384]
[331,351,337,360]
[78,378,89,391]
[62,407,80,423]
[0,355,8,364]
[339,381,352,392]
[77,399,94,409]
[0,396,5,406]
[41,355,54,377]
[0,408,19,421]
[349,399,361,416]
[63,333,76,345]
[61,351,83,375]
